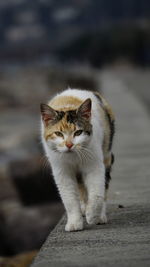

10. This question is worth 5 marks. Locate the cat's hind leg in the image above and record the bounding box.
[99,191,108,224]
[100,152,115,224]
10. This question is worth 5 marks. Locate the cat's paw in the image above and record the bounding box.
[86,197,103,225]
[97,214,108,225]
[100,213,108,224]
[65,216,83,232]
[86,212,107,225]
[80,201,86,216]
[86,211,100,225]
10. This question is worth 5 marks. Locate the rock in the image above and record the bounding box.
[0,201,64,255]
[9,156,60,205]
[0,250,38,267]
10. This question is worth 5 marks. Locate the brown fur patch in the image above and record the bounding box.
[45,132,56,141]
[94,91,115,155]
[78,182,87,204]
[49,96,83,111]
[104,155,112,167]
[94,91,115,121]
[55,114,76,134]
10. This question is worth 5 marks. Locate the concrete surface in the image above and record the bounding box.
[31,69,150,267]
[104,65,150,114]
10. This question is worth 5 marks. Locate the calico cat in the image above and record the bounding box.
[40,89,115,231]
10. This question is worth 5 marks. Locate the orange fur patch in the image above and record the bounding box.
[78,183,87,204]
[104,156,112,167]
[49,96,83,111]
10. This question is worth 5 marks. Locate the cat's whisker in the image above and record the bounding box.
[41,156,50,176]
[76,148,90,164]
[81,146,95,161]
[80,149,88,162]
[75,149,84,165]
[76,149,86,165]
[80,150,88,163]
[40,155,48,166]
[82,145,96,157]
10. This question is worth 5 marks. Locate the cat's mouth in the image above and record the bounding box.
[65,148,73,153]
[56,147,74,153]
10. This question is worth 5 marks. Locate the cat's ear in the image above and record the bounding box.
[77,98,92,120]
[40,104,57,126]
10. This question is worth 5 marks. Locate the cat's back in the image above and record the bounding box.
[49,88,98,111]
[60,88,94,100]
[48,88,114,128]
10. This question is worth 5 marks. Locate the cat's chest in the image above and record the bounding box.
[66,159,89,175]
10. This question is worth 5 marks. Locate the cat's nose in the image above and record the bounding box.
[66,143,73,149]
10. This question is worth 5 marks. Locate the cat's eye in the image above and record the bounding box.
[55,131,64,138]
[74,130,83,137]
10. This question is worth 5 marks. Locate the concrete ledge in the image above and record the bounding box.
[31,69,150,267]
[31,204,150,267]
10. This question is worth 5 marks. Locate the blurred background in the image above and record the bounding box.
[0,0,150,266]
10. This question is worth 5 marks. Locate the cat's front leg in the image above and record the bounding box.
[52,167,83,232]
[84,162,105,225]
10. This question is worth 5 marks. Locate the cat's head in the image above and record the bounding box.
[40,98,92,153]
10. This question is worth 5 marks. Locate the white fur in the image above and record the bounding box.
[41,89,107,231]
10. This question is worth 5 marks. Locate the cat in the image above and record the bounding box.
[40,88,115,231]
